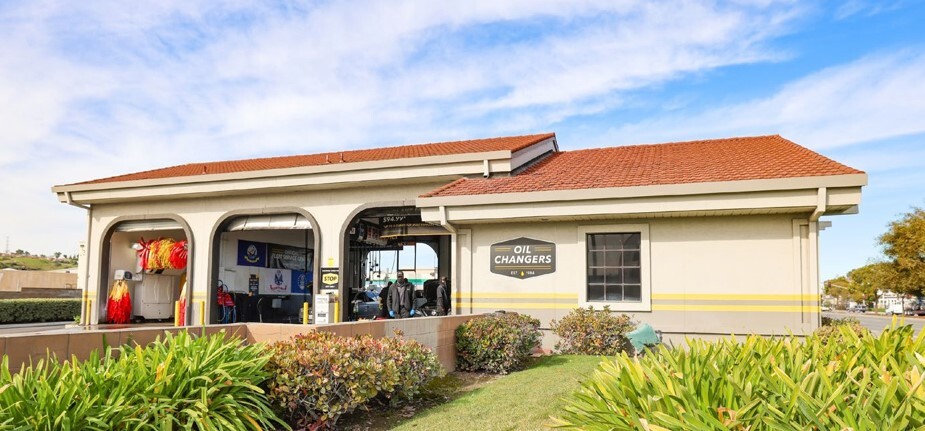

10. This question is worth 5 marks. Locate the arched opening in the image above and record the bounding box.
[341,206,452,321]
[98,218,192,325]
[211,212,317,324]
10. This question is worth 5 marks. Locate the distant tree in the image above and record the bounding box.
[14,249,24,255]
[847,262,891,305]
[879,207,925,297]
[824,262,891,308]
[54,252,62,259]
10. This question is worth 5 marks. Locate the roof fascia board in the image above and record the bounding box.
[421,187,861,224]
[55,161,487,204]
[53,149,515,194]
[510,138,557,171]
[416,173,868,208]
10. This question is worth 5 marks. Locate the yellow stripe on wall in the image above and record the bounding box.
[653,293,819,301]
[468,292,580,299]
[472,302,578,310]
[654,304,820,312]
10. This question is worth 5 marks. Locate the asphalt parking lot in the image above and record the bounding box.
[824,311,925,335]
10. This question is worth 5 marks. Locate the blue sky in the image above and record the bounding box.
[1,1,923,281]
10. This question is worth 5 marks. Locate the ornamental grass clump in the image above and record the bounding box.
[456,312,541,374]
[554,323,925,430]
[265,330,442,430]
[0,331,284,430]
[551,306,635,355]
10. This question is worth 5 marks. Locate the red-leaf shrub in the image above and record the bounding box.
[265,330,441,430]
[550,306,635,356]
[455,312,541,374]
[380,332,442,402]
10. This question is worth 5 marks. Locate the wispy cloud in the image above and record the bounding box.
[593,49,925,150]
[834,0,905,20]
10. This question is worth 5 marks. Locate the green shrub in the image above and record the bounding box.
[456,312,541,374]
[0,330,284,430]
[554,324,925,430]
[265,331,441,429]
[550,306,635,355]
[816,315,868,344]
[380,332,443,402]
[0,298,80,323]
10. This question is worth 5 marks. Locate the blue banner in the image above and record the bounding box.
[292,270,313,295]
[237,240,267,267]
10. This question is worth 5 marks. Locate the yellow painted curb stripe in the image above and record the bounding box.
[654,304,819,312]
[653,293,818,301]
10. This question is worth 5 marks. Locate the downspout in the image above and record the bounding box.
[808,187,826,329]
[482,160,491,178]
[65,191,93,325]
[439,206,460,315]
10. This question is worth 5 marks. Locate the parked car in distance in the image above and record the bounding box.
[821,305,832,312]
[887,304,906,315]
[849,304,868,313]
[351,290,380,320]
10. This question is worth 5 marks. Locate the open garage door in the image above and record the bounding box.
[101,218,190,325]
[215,213,315,324]
[343,207,452,321]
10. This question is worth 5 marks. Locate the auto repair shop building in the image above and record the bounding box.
[52,133,865,338]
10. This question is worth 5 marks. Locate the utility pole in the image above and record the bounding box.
[4,236,8,254]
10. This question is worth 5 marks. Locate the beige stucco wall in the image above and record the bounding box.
[81,181,450,324]
[0,270,78,292]
[455,214,820,337]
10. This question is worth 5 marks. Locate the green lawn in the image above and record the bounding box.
[392,355,604,431]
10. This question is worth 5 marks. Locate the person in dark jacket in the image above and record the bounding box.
[378,281,393,318]
[387,272,415,318]
[436,276,450,316]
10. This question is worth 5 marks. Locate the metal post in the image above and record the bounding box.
[199,301,205,326]
[302,301,309,325]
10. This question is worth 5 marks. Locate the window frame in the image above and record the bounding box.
[578,223,651,312]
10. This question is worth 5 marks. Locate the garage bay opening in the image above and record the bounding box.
[344,207,451,321]
[100,219,190,325]
[213,213,315,324]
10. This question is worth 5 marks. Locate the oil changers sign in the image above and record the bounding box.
[490,237,556,279]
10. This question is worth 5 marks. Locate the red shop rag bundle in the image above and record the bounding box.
[107,280,132,324]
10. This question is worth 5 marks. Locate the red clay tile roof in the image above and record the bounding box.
[75,133,555,185]
[421,135,864,198]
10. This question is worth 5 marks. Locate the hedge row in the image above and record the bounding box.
[0,298,80,324]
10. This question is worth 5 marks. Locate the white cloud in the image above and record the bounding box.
[834,0,904,20]
[0,0,805,254]
[595,50,925,150]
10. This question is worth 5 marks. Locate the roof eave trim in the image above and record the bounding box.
[52,149,516,194]
[416,173,868,208]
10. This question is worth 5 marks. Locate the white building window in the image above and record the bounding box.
[578,224,650,312]
[587,233,641,302]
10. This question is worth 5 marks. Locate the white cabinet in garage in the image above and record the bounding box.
[133,273,177,320]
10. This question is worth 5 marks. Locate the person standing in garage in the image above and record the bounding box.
[436,276,451,316]
[388,271,415,318]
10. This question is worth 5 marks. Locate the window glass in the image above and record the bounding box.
[586,232,642,303]
[588,284,606,301]
[624,285,642,301]
[605,287,623,301]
